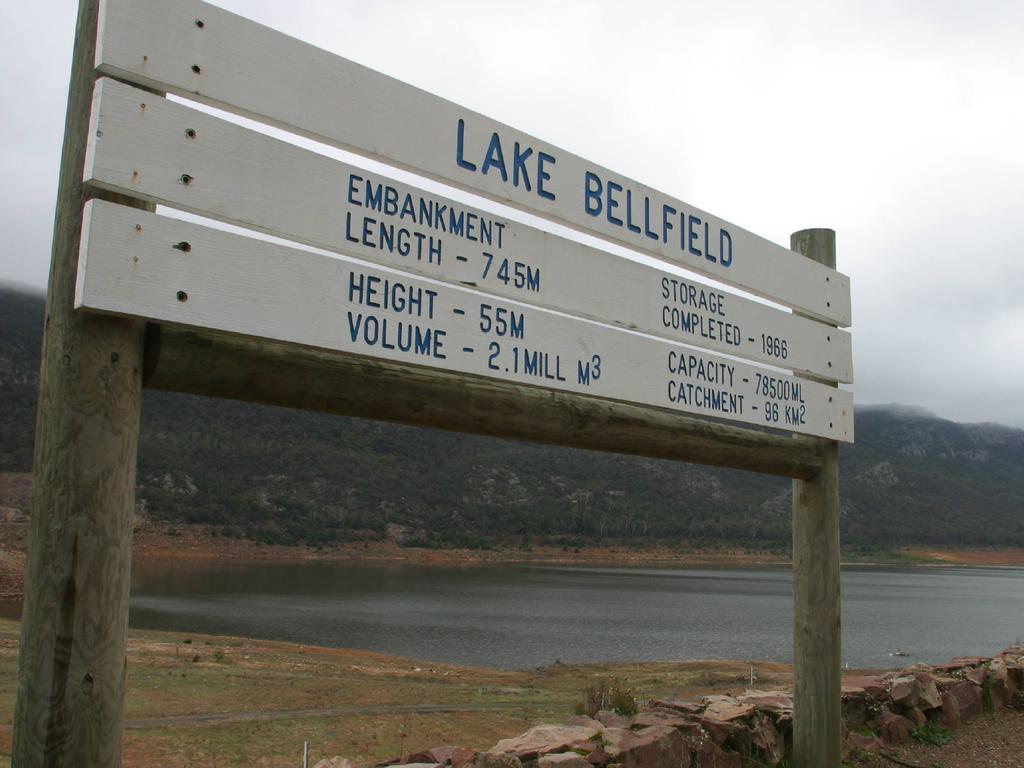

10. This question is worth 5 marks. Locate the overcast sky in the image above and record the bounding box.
[2,0,1022,427]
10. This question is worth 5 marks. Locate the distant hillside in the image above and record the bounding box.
[2,286,1022,549]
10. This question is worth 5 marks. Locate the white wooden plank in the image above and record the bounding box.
[85,79,852,383]
[77,200,854,441]
[96,0,852,326]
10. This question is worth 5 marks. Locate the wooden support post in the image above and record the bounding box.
[790,229,843,767]
[12,1,148,765]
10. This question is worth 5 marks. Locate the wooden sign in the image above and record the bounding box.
[85,79,852,382]
[77,201,853,441]
[18,3,850,766]
[95,0,851,325]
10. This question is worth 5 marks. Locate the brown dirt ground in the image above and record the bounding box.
[848,710,1024,768]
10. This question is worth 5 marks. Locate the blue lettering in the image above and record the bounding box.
[419,198,434,227]
[347,312,362,342]
[703,222,716,263]
[606,180,623,226]
[344,212,359,244]
[720,229,733,267]
[384,186,399,216]
[361,216,375,248]
[537,152,556,200]
[512,142,533,191]
[661,204,676,244]
[363,315,380,345]
[347,174,362,206]
[643,197,658,240]
[400,193,416,221]
[688,215,702,258]
[455,118,477,171]
[366,183,383,212]
[584,172,603,216]
[481,132,509,181]
[449,210,465,238]
[625,189,641,234]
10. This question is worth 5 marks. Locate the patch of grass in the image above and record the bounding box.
[911,720,953,747]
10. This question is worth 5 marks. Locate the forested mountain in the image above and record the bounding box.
[2,286,1022,549]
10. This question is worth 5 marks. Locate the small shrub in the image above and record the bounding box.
[574,678,639,717]
[191,654,200,663]
[911,721,953,747]
[213,649,225,662]
[609,687,638,717]
[574,680,609,717]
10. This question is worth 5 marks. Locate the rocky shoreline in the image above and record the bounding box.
[314,646,1024,768]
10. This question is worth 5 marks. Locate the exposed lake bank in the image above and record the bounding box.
[4,520,1024,605]
[0,616,800,767]
[1,617,1021,768]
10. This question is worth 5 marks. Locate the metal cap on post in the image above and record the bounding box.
[790,228,842,767]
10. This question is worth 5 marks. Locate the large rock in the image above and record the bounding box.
[914,672,942,710]
[692,717,743,748]
[401,747,474,766]
[888,675,920,707]
[631,709,701,736]
[471,754,522,768]
[594,710,631,729]
[940,690,962,730]
[491,726,601,760]
[876,711,913,745]
[989,679,1009,711]
[701,701,755,722]
[842,676,888,700]
[965,667,988,686]
[748,714,782,764]
[648,699,703,715]
[903,707,927,727]
[692,740,741,768]
[742,692,792,714]
[596,726,691,768]
[840,691,868,727]
[989,658,1009,684]
[950,681,983,721]
[538,753,590,768]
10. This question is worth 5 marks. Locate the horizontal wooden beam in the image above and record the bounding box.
[143,325,826,479]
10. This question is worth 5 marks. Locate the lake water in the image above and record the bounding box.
[124,560,1024,670]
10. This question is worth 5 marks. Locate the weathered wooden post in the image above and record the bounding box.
[13,1,147,764]
[791,228,842,767]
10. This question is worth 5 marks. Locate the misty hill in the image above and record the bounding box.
[2,286,1022,550]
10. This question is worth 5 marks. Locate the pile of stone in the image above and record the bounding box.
[843,643,1024,756]
[314,644,1024,768]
